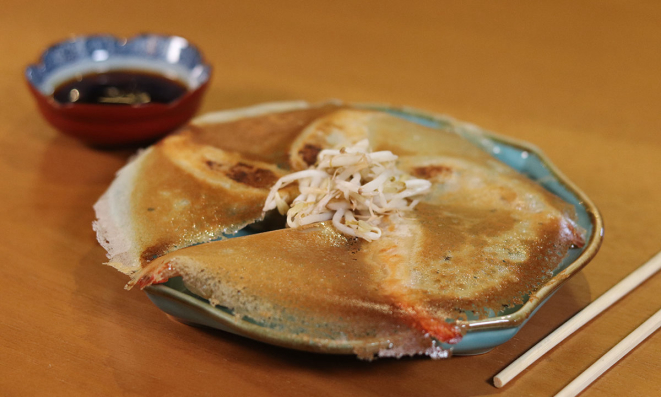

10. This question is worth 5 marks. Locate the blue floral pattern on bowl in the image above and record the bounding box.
[26,34,211,95]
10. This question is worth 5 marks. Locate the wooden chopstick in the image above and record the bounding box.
[493,250,661,388]
[554,308,661,397]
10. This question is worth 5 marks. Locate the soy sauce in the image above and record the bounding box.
[53,70,188,105]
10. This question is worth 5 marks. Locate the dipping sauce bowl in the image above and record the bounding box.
[25,34,211,146]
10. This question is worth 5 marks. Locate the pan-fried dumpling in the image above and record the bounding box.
[94,103,340,274]
[94,102,583,359]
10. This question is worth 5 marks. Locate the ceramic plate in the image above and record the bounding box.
[144,104,603,356]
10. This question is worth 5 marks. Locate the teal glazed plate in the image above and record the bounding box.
[144,103,604,357]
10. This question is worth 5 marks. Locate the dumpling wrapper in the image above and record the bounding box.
[93,102,341,274]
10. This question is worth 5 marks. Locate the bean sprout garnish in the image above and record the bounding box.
[263,139,431,241]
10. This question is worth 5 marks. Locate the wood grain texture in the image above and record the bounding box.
[1,1,660,396]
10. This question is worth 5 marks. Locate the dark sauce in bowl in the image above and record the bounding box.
[53,70,188,105]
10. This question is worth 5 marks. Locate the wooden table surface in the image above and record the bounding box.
[2,1,660,396]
